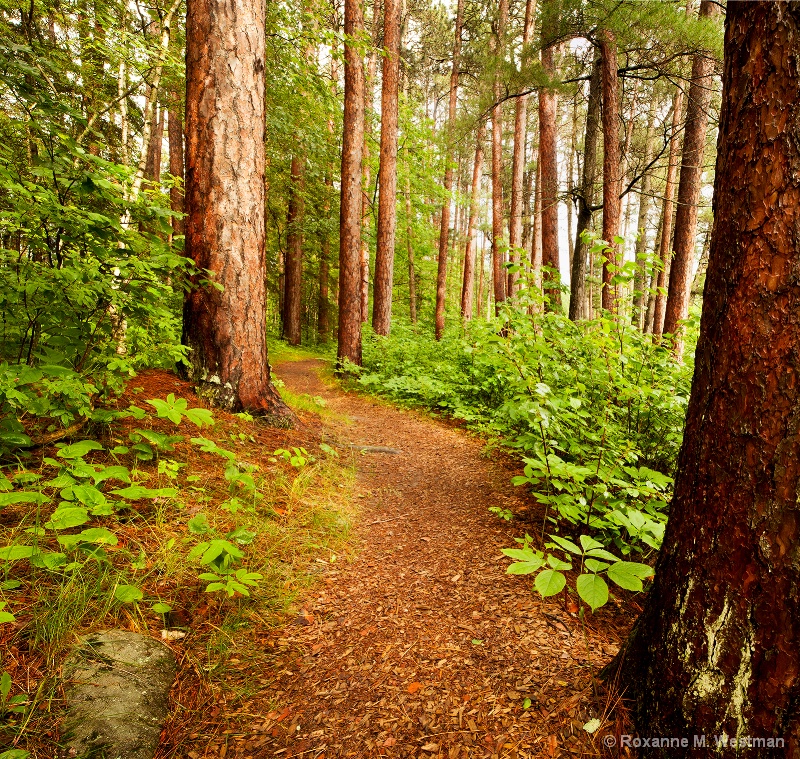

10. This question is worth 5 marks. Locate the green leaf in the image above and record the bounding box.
[606,561,654,592]
[151,602,172,614]
[585,547,620,562]
[547,535,581,555]
[44,506,89,530]
[0,750,31,759]
[547,555,572,571]
[0,545,35,561]
[579,535,604,552]
[576,574,609,611]
[184,407,214,427]
[507,558,545,575]
[188,513,211,535]
[0,491,48,507]
[534,569,566,597]
[584,558,611,573]
[114,584,143,603]
[56,440,103,458]
[110,486,177,500]
[64,527,117,545]
[91,466,131,484]
[0,671,11,699]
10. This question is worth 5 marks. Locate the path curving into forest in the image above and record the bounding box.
[207,359,626,759]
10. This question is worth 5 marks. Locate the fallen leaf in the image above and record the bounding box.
[407,681,423,694]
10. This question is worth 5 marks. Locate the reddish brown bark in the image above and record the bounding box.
[508,0,536,297]
[662,0,719,355]
[569,53,601,322]
[652,88,684,338]
[461,123,486,320]
[167,96,184,237]
[619,5,800,746]
[598,29,622,314]
[539,40,560,310]
[404,168,417,324]
[490,0,509,314]
[434,0,464,340]
[337,0,365,367]
[360,47,377,325]
[283,154,304,346]
[182,0,292,421]
[372,0,400,336]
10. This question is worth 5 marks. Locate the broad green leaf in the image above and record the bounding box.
[576,573,609,611]
[0,545,35,561]
[607,561,654,592]
[110,486,177,500]
[547,535,581,555]
[63,527,117,545]
[45,506,89,530]
[151,602,172,614]
[114,584,143,603]
[584,558,611,573]
[184,407,214,427]
[586,547,621,562]
[188,514,211,534]
[534,569,566,597]
[579,535,604,552]
[507,557,545,575]
[91,466,131,484]
[0,491,48,507]
[56,440,103,458]
[547,555,572,571]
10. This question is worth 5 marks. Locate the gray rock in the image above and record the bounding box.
[62,629,176,759]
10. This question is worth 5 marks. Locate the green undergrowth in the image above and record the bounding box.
[0,363,357,757]
[357,274,695,613]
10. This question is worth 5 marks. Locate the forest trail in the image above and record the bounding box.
[207,359,623,759]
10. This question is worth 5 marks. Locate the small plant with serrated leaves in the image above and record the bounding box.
[273,447,312,469]
[189,538,262,597]
[503,533,654,612]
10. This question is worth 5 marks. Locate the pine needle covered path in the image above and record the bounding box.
[207,359,628,759]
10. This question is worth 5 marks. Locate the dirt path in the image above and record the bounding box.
[208,360,625,759]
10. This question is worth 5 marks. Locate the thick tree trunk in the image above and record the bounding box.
[631,104,657,329]
[599,29,622,314]
[338,0,366,367]
[462,124,486,320]
[435,0,464,339]
[167,96,185,238]
[182,0,292,421]
[372,0,400,336]
[652,88,684,338]
[490,0,509,314]
[569,53,601,322]
[508,0,536,297]
[284,154,304,346]
[662,0,719,356]
[618,6,800,748]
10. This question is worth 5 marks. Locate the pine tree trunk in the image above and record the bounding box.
[182,0,292,420]
[644,199,664,333]
[372,0,401,336]
[435,0,464,339]
[144,101,164,186]
[652,88,684,338]
[490,0,509,314]
[508,0,536,297]
[284,154,304,346]
[599,28,622,314]
[569,53,601,322]
[338,0,366,367]
[618,6,800,745]
[662,0,719,357]
[319,54,339,342]
[462,123,486,320]
[167,96,185,237]
[631,104,657,328]
[360,48,377,324]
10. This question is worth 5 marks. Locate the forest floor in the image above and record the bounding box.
[193,357,636,759]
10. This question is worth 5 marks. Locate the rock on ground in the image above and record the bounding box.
[62,629,176,759]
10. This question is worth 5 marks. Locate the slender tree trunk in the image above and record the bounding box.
[566,96,577,273]
[618,6,800,745]
[644,200,664,334]
[508,0,536,297]
[599,28,622,314]
[531,157,542,275]
[662,0,719,357]
[372,0,401,336]
[631,103,657,328]
[319,54,339,342]
[653,88,685,338]
[360,49,377,324]
[144,100,164,186]
[539,37,560,309]
[284,154,304,346]
[462,123,486,320]
[434,0,464,339]
[167,96,185,237]
[490,0,509,313]
[182,0,292,420]
[338,0,366,367]
[404,167,417,324]
[569,53,601,322]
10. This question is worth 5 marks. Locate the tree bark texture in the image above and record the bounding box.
[283,154,304,346]
[508,0,536,297]
[338,0,365,367]
[653,88,684,338]
[631,104,657,329]
[167,96,185,237]
[372,0,401,336]
[462,124,485,320]
[599,28,622,314]
[360,48,378,324]
[662,0,719,356]
[539,36,560,309]
[490,0,509,314]
[182,0,292,420]
[569,53,601,322]
[435,0,464,340]
[619,5,800,750]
